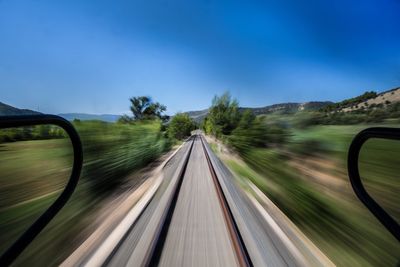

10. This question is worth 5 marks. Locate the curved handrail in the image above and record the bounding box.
[0,115,83,265]
[348,127,400,242]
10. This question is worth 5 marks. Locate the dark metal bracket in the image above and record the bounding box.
[0,115,83,266]
[348,127,400,242]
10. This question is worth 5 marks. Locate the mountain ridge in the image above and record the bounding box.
[58,113,121,122]
[0,102,41,116]
[185,101,332,123]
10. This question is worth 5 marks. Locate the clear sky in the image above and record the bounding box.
[1,0,399,115]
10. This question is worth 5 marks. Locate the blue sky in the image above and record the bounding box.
[1,0,399,115]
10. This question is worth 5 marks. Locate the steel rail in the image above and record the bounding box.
[143,135,196,266]
[127,134,252,266]
[199,135,253,267]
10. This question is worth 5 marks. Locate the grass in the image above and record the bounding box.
[358,138,400,223]
[0,120,171,266]
[75,120,170,193]
[292,125,400,222]
[0,139,75,263]
[216,123,400,266]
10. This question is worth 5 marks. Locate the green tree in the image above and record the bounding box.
[206,92,241,137]
[33,125,51,139]
[117,114,133,124]
[202,117,213,135]
[228,109,290,153]
[229,110,270,152]
[129,96,167,121]
[167,113,196,140]
[366,109,387,123]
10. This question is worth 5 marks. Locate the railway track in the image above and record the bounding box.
[143,135,196,266]
[74,133,326,267]
[199,135,252,267]
[142,134,252,267]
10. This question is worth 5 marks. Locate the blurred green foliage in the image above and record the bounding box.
[221,125,400,266]
[128,96,168,121]
[167,113,196,140]
[359,139,400,224]
[117,96,169,123]
[0,139,74,265]
[0,94,193,265]
[294,102,400,128]
[204,92,400,266]
[202,92,241,137]
[0,119,172,265]
[0,125,66,143]
[228,110,289,152]
[75,120,171,194]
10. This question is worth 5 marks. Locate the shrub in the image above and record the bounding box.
[205,92,241,137]
[76,121,170,194]
[167,113,196,140]
[229,111,290,153]
[293,112,324,128]
[366,109,387,123]
[290,139,330,156]
[0,126,65,143]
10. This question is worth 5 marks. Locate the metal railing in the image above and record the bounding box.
[0,115,83,266]
[348,127,400,242]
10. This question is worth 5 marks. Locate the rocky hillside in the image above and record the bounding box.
[341,87,400,112]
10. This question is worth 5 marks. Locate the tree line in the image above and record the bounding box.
[0,125,66,143]
[0,96,197,143]
[201,92,289,154]
[117,96,196,141]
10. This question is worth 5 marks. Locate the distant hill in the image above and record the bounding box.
[339,87,400,112]
[58,113,121,122]
[241,101,333,115]
[0,102,41,116]
[0,102,121,122]
[185,101,332,123]
[185,109,209,123]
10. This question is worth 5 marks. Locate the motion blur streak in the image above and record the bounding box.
[70,134,331,267]
[157,136,238,267]
[1,0,400,265]
[0,120,171,266]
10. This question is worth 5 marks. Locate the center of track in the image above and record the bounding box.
[146,134,252,267]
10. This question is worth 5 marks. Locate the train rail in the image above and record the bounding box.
[199,135,252,267]
[142,134,252,267]
[70,132,323,267]
[143,135,196,266]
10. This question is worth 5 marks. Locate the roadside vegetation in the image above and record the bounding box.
[167,113,196,140]
[0,125,66,142]
[203,91,400,266]
[0,96,195,265]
